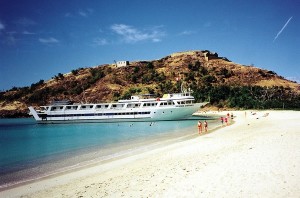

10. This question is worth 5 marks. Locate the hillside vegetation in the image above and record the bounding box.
[1,50,299,117]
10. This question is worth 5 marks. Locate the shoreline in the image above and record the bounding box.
[1,110,299,197]
[0,118,221,191]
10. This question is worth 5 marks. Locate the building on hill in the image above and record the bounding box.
[170,50,221,62]
[202,50,219,61]
[115,61,129,67]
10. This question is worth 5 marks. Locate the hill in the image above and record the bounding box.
[1,50,299,117]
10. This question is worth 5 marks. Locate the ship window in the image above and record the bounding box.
[82,106,86,109]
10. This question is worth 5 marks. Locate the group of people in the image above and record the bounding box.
[197,120,208,134]
[197,113,234,134]
[220,112,233,126]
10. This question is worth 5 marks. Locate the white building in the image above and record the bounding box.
[116,61,129,67]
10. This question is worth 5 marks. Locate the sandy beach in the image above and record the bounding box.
[1,110,299,197]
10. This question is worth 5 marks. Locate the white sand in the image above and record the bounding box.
[1,110,300,197]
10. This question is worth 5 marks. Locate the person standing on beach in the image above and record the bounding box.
[220,117,224,126]
[197,121,202,134]
[204,120,208,132]
[227,113,231,124]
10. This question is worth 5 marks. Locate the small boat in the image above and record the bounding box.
[28,92,208,124]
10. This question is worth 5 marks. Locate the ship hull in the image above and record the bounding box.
[30,103,206,124]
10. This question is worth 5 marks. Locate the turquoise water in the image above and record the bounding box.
[0,117,219,189]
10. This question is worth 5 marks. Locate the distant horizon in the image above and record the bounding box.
[1,0,299,90]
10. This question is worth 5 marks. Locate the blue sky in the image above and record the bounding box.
[0,0,299,90]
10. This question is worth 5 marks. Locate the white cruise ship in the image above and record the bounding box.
[28,92,208,124]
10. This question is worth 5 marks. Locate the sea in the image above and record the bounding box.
[0,117,219,189]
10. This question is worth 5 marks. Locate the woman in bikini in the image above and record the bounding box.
[204,120,208,132]
[197,121,202,134]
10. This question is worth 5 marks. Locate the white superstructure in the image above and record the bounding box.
[28,92,208,124]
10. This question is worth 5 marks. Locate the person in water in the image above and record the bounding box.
[197,121,202,134]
